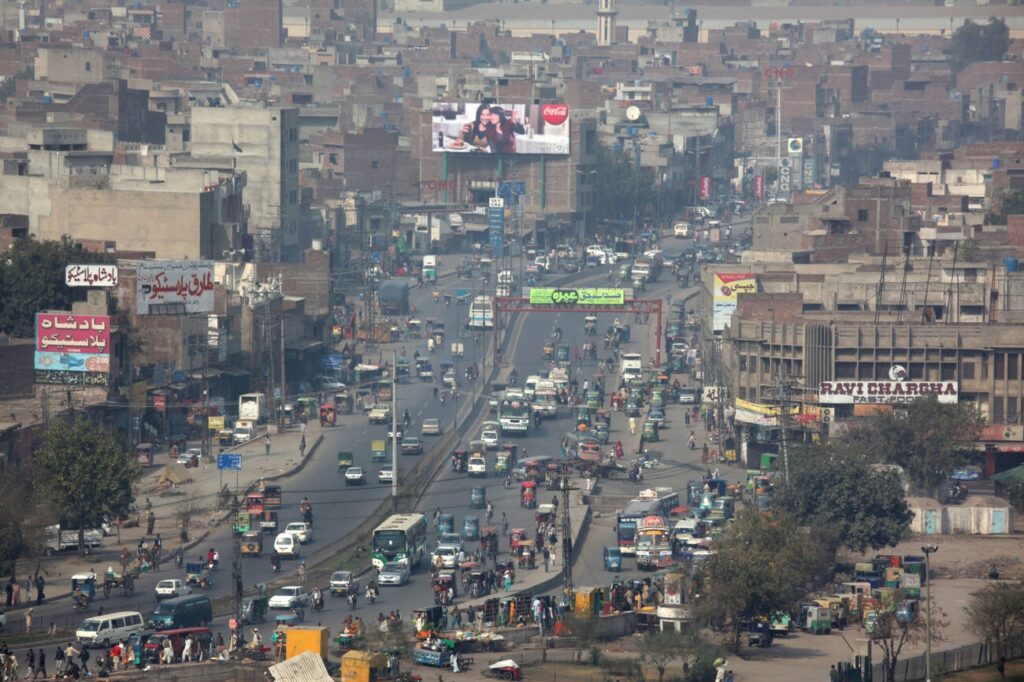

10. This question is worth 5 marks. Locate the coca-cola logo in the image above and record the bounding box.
[542,104,569,126]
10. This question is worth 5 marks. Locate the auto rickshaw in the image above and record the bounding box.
[408,320,423,338]
[257,510,279,534]
[467,570,491,598]
[625,398,642,417]
[650,389,666,409]
[437,513,455,535]
[642,420,660,442]
[185,563,211,589]
[495,447,516,476]
[338,451,354,471]
[241,531,263,557]
[576,406,594,428]
[584,316,598,336]
[593,420,610,444]
[296,396,318,420]
[617,263,631,282]
[462,516,480,541]
[603,546,622,571]
[263,485,282,508]
[320,403,336,427]
[535,504,556,527]
[670,355,686,373]
[516,540,536,569]
[433,571,458,605]
[370,439,388,462]
[520,481,537,508]
[632,276,646,291]
[510,529,528,552]
[335,391,354,415]
[242,595,269,624]
[470,486,487,509]
[585,390,602,409]
[451,449,468,473]
[431,330,445,350]
[71,574,96,609]
[542,342,555,361]
[233,511,251,535]
[556,344,570,362]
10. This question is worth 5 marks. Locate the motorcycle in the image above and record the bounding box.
[947,483,968,504]
[311,595,324,613]
[347,592,358,609]
[235,646,270,661]
[365,587,377,604]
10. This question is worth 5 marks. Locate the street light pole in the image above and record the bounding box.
[391,350,399,512]
[922,544,938,682]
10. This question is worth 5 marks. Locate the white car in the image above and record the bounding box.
[284,522,313,544]
[269,586,309,609]
[345,466,366,486]
[422,419,442,436]
[644,248,663,259]
[154,579,191,600]
[378,465,394,484]
[431,545,459,569]
[673,222,690,238]
[274,532,299,557]
[480,428,499,449]
[437,533,463,551]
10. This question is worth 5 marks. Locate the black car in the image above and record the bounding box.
[560,261,580,273]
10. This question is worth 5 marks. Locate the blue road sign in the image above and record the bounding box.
[322,355,344,371]
[217,453,242,471]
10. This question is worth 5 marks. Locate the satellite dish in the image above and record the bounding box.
[626,105,641,122]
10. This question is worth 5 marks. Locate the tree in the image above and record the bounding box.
[694,509,822,651]
[964,583,1024,678]
[0,476,50,577]
[640,629,705,682]
[872,590,947,682]
[31,419,139,553]
[0,236,114,338]
[945,17,1009,72]
[838,396,982,495]
[777,443,912,554]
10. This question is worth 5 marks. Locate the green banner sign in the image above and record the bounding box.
[529,288,625,306]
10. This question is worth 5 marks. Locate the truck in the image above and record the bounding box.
[467,295,494,330]
[635,515,673,570]
[631,255,663,283]
[496,270,518,297]
[498,398,532,435]
[621,353,643,381]
[45,525,103,556]
[377,280,410,315]
[239,393,268,423]
[422,255,438,283]
[368,405,391,424]
[533,380,559,417]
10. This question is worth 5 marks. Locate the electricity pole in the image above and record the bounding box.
[559,461,576,599]
[391,350,399,511]
[279,319,286,431]
[231,493,244,647]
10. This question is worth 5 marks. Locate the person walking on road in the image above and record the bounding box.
[32,649,46,679]
[264,434,271,456]
[299,434,306,457]
[628,417,637,435]
[35,575,45,605]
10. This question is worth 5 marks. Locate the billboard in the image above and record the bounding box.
[712,273,757,331]
[529,288,625,306]
[488,197,505,259]
[66,264,119,287]
[699,176,712,201]
[35,313,111,386]
[137,260,215,315]
[818,381,959,405]
[431,102,570,155]
[754,175,765,200]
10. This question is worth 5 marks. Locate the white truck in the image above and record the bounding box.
[621,352,643,381]
[368,405,392,424]
[533,380,559,417]
[45,525,103,556]
[496,270,518,297]
[239,393,268,423]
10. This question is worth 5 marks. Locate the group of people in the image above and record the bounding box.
[0,642,102,681]
[4,575,45,608]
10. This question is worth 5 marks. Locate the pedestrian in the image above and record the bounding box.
[23,575,32,603]
[146,509,156,535]
[11,578,19,606]
[54,646,66,676]
[33,649,46,680]
[300,434,306,455]
[26,648,35,678]
[264,434,271,456]
[35,575,44,605]
[829,665,838,682]
[79,645,90,675]
[4,577,12,606]
[542,547,550,572]
[182,634,193,663]
[25,607,33,633]
[628,417,637,435]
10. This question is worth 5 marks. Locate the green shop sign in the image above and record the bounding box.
[529,288,626,306]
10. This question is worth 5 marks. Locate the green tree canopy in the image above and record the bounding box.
[964,583,1024,678]
[837,395,982,495]
[32,419,139,549]
[694,509,823,651]
[0,237,114,338]
[945,17,1010,72]
[777,443,912,554]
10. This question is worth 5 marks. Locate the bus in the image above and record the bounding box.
[615,499,662,555]
[635,487,681,518]
[371,513,428,570]
[499,398,532,435]
[467,295,494,330]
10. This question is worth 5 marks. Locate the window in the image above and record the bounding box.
[289,190,297,204]
[780,216,800,224]
[857,209,869,221]
[85,61,91,72]
[329,153,337,164]
[1010,353,1019,380]
[1009,398,1019,423]
[288,159,297,172]
[112,618,125,628]
[961,362,975,380]
[993,397,1004,423]
[995,353,1005,379]
[835,362,856,379]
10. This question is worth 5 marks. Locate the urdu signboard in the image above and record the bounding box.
[65,264,119,287]
[711,273,757,331]
[136,260,215,315]
[34,313,111,386]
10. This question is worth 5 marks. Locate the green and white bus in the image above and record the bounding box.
[371,513,428,570]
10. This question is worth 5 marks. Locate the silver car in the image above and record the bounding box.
[377,561,411,586]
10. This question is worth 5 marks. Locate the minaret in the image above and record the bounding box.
[597,0,617,46]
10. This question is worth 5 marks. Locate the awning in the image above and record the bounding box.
[286,340,324,353]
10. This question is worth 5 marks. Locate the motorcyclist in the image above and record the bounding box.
[486,501,494,522]
[311,586,324,611]
[207,548,218,569]
[250,628,263,651]
[297,562,307,585]
[404,409,411,427]
[270,553,281,573]
[509,368,518,385]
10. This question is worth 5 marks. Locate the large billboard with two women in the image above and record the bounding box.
[430,102,570,155]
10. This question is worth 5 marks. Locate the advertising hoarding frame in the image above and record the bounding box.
[528,288,626,306]
[136,260,215,315]
[711,273,757,332]
[430,102,571,156]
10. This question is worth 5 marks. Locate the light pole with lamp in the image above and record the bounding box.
[921,544,938,682]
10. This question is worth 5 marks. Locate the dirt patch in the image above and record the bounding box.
[839,535,1024,580]
[942,659,1024,682]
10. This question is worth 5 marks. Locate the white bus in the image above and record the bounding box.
[467,295,494,330]
[371,513,428,570]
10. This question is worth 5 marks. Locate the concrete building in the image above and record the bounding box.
[224,0,282,50]
[597,0,618,47]
[188,104,302,261]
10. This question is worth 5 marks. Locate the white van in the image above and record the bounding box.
[621,353,643,381]
[523,375,540,400]
[274,532,299,557]
[76,611,144,648]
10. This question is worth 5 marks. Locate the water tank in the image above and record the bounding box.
[1005,257,1018,273]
